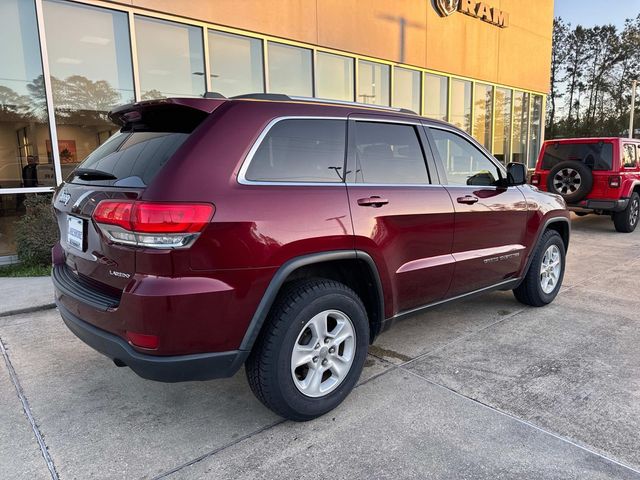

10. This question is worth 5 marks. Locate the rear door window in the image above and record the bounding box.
[622,144,637,168]
[244,119,346,183]
[353,121,430,184]
[541,142,613,171]
[71,131,190,187]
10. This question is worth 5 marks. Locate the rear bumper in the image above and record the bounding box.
[568,198,629,213]
[56,300,247,382]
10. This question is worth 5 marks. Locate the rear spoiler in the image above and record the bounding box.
[108,98,226,132]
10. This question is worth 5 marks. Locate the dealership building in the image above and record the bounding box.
[0,0,553,259]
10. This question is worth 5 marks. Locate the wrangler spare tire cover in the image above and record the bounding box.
[546,160,593,203]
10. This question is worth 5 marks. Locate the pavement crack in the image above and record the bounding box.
[0,335,60,480]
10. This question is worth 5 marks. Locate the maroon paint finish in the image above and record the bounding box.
[51,97,569,365]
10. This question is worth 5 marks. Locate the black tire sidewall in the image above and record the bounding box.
[618,192,640,232]
[547,161,593,203]
[272,287,369,420]
[530,232,566,304]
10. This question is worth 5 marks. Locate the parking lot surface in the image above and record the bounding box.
[1,213,640,479]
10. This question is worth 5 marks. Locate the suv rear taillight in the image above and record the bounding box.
[608,176,621,188]
[530,174,541,186]
[93,200,214,249]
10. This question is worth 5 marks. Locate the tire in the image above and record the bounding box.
[513,230,566,307]
[547,161,593,203]
[245,278,369,421]
[613,192,640,233]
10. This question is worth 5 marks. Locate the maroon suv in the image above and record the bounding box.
[52,95,569,420]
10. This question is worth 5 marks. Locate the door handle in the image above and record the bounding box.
[357,196,389,208]
[457,195,479,205]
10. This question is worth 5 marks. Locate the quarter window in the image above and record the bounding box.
[430,128,501,186]
[245,119,346,183]
[622,144,637,168]
[354,122,429,184]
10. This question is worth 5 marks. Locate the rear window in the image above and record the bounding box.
[541,142,613,171]
[244,119,346,183]
[70,131,189,187]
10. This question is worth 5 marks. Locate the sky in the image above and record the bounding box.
[554,0,640,29]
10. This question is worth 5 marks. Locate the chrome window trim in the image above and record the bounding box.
[237,116,349,186]
[350,116,422,126]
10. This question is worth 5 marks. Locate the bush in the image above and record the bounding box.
[15,194,59,267]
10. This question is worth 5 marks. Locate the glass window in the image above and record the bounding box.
[267,43,312,97]
[430,128,501,186]
[528,95,543,168]
[473,83,493,150]
[208,31,263,97]
[493,88,512,164]
[541,142,613,171]
[245,119,346,182]
[357,61,390,106]
[450,79,472,133]
[1,0,54,190]
[622,144,637,168]
[316,52,354,101]
[512,91,530,164]
[135,16,205,99]
[43,0,134,179]
[354,122,429,184]
[424,73,448,121]
[393,67,421,113]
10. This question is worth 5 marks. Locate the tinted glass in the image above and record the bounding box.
[541,142,613,171]
[209,31,264,97]
[1,0,53,190]
[316,52,354,101]
[473,83,493,150]
[450,79,471,133]
[424,73,448,121]
[430,128,501,186]
[493,88,512,163]
[393,67,421,113]
[528,95,543,168]
[354,122,429,184]
[43,0,134,179]
[135,16,205,99]
[357,61,390,106]
[512,91,530,163]
[71,131,188,186]
[268,43,313,97]
[246,119,346,182]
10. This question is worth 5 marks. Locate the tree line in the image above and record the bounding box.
[548,15,640,139]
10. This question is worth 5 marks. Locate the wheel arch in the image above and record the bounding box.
[239,251,385,352]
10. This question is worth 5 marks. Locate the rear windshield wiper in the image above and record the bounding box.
[73,168,117,181]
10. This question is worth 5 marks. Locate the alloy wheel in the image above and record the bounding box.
[630,197,640,227]
[553,168,582,195]
[540,245,562,294]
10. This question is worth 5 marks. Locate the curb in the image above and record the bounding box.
[0,304,57,318]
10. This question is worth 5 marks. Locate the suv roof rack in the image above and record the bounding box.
[229,93,417,115]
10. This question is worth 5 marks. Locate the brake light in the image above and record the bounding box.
[530,174,541,186]
[126,331,159,350]
[93,200,214,249]
[608,176,621,188]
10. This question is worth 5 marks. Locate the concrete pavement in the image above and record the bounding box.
[1,213,640,479]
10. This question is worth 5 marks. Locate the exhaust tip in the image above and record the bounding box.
[113,358,127,367]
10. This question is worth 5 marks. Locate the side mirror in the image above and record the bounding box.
[506,162,527,186]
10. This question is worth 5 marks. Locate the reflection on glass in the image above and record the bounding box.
[512,91,530,164]
[43,0,134,177]
[528,95,543,168]
[0,0,53,190]
[450,78,471,133]
[268,42,312,97]
[424,73,448,121]
[358,60,390,106]
[316,52,354,101]
[472,83,493,150]
[493,88,512,163]
[135,16,205,99]
[393,67,421,113]
[209,31,263,97]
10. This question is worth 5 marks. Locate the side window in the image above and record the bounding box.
[622,144,637,168]
[430,128,502,186]
[245,119,346,182]
[354,122,430,184]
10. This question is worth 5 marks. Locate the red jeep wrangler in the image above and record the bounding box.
[531,137,640,232]
[51,95,569,420]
